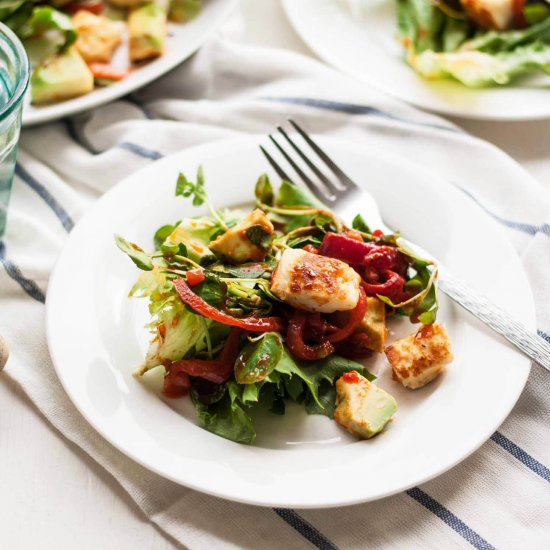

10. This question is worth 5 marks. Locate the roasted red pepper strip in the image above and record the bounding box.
[173,278,285,332]
[64,1,104,15]
[162,371,191,398]
[89,63,130,82]
[364,246,399,271]
[327,287,368,343]
[362,270,405,301]
[318,233,375,264]
[168,327,242,384]
[186,268,205,286]
[513,0,527,28]
[287,310,335,361]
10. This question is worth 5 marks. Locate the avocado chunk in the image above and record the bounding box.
[165,218,218,266]
[169,0,201,22]
[209,209,274,265]
[358,297,386,353]
[128,3,167,62]
[30,46,94,105]
[334,371,397,439]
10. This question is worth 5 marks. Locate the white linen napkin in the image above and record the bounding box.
[2,37,550,549]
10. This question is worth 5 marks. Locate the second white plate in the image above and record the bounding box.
[283,0,550,121]
[47,136,534,507]
[22,0,237,126]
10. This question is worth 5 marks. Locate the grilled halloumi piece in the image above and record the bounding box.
[385,324,453,390]
[334,371,397,439]
[73,10,122,64]
[270,248,361,313]
[460,0,514,30]
[209,209,274,264]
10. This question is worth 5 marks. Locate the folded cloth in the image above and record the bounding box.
[2,37,550,550]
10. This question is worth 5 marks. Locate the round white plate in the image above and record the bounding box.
[47,136,534,508]
[283,0,550,121]
[22,0,237,127]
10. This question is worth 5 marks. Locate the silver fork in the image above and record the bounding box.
[260,119,550,373]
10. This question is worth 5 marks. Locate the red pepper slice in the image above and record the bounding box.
[89,63,130,82]
[327,287,368,343]
[162,371,191,398]
[335,333,373,360]
[302,244,318,254]
[512,0,527,28]
[362,270,405,301]
[365,246,399,271]
[318,233,375,264]
[64,1,104,15]
[173,278,285,332]
[167,327,242,384]
[287,310,335,361]
[186,268,205,286]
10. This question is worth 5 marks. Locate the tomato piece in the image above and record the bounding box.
[89,63,130,82]
[372,229,383,238]
[341,370,362,384]
[186,268,205,286]
[173,279,285,332]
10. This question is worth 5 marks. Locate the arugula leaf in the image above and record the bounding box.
[352,214,371,234]
[276,180,323,208]
[235,332,283,384]
[193,273,226,308]
[192,383,256,444]
[255,174,274,206]
[115,234,153,271]
[154,223,178,250]
[304,381,337,418]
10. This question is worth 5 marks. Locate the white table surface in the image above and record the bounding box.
[1,2,549,549]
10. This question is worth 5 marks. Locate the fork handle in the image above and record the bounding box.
[438,272,550,373]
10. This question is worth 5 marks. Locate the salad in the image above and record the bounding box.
[116,168,453,444]
[0,0,201,105]
[396,0,550,86]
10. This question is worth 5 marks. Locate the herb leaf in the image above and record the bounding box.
[352,214,371,234]
[115,234,153,271]
[175,166,206,207]
[235,332,283,384]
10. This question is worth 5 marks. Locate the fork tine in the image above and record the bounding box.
[259,145,291,182]
[288,119,353,190]
[269,134,335,203]
[276,126,341,195]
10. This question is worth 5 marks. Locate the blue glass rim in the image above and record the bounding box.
[0,22,29,120]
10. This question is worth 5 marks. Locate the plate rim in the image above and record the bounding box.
[22,0,238,127]
[46,136,535,508]
[282,0,550,122]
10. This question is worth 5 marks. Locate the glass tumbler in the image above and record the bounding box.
[0,22,29,239]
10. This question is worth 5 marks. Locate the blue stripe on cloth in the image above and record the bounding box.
[491,432,550,483]
[538,330,550,344]
[262,96,457,133]
[459,187,549,238]
[273,509,338,550]
[0,242,45,303]
[406,487,495,550]
[118,142,163,161]
[15,163,74,232]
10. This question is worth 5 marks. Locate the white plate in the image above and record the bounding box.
[22,0,237,127]
[47,136,534,507]
[283,0,550,121]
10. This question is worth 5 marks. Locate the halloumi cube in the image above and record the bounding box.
[460,0,514,30]
[385,323,453,390]
[334,371,397,439]
[73,11,122,64]
[270,248,361,313]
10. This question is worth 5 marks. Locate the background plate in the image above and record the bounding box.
[283,0,550,121]
[47,136,534,507]
[22,0,237,127]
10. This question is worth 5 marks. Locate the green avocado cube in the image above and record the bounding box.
[30,47,94,105]
[128,3,167,62]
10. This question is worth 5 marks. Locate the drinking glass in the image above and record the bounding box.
[0,22,29,238]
